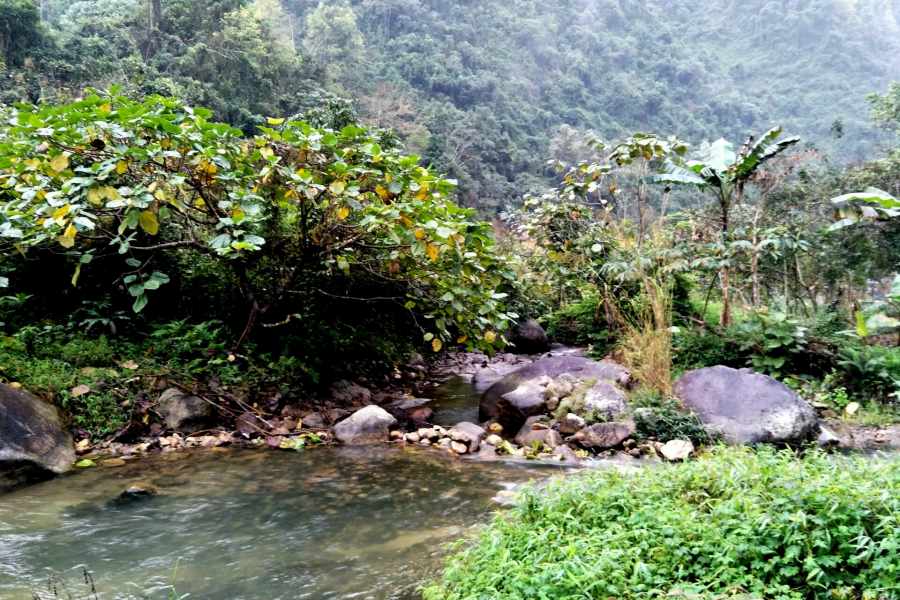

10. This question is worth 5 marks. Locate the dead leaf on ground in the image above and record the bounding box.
[100,458,126,467]
[71,384,91,397]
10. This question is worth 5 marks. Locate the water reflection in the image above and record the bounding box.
[0,445,557,600]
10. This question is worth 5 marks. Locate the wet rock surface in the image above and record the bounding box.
[333,406,398,444]
[0,384,76,490]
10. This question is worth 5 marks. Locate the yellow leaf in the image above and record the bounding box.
[414,228,426,240]
[400,215,413,228]
[139,211,159,235]
[87,188,104,205]
[609,184,618,193]
[432,338,442,352]
[571,211,580,218]
[64,224,77,238]
[452,234,465,245]
[376,184,390,201]
[70,384,90,397]
[415,188,428,200]
[121,360,139,370]
[148,182,158,193]
[116,160,128,175]
[267,117,285,125]
[330,180,346,195]
[457,335,468,344]
[13,243,24,258]
[9,382,21,389]
[52,204,70,221]
[98,103,111,113]
[337,206,350,220]
[484,331,497,344]
[105,186,120,200]
[426,244,439,262]
[50,153,69,173]
[58,234,75,248]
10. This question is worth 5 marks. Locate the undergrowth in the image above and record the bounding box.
[423,446,900,600]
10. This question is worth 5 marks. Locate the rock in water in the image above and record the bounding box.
[480,356,631,430]
[514,416,562,448]
[660,439,694,461]
[333,406,397,444]
[505,319,550,355]
[570,421,636,450]
[448,422,487,452]
[0,384,76,490]
[157,388,214,432]
[674,366,818,445]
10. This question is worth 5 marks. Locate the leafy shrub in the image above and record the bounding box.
[0,336,128,436]
[631,398,717,446]
[672,328,740,373]
[543,293,618,354]
[837,344,900,401]
[423,447,900,600]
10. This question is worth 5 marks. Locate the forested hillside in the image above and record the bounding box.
[2,0,899,212]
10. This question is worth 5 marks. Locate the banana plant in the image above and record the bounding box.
[640,127,800,325]
[827,187,900,231]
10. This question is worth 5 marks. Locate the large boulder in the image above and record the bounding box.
[505,319,551,355]
[157,388,214,431]
[480,356,631,430]
[582,382,629,421]
[333,406,397,444]
[673,366,819,445]
[0,384,76,489]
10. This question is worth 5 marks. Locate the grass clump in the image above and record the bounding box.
[422,446,900,600]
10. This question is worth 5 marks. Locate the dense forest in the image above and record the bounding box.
[5,1,900,599]
[4,0,900,213]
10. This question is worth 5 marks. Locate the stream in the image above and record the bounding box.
[0,373,568,600]
[0,445,561,600]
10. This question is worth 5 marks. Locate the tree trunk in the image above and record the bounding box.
[719,264,733,327]
[232,262,260,351]
[750,190,766,309]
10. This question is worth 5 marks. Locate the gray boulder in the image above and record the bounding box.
[472,363,521,390]
[333,406,397,444]
[582,382,629,421]
[157,388,214,431]
[514,416,562,448]
[570,421,636,450]
[448,422,487,452]
[0,384,76,490]
[557,413,586,435]
[673,366,819,445]
[505,319,550,355]
[480,356,631,430]
[495,381,550,432]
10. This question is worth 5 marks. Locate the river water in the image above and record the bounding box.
[0,444,563,600]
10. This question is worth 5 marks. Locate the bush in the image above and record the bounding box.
[423,447,900,600]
